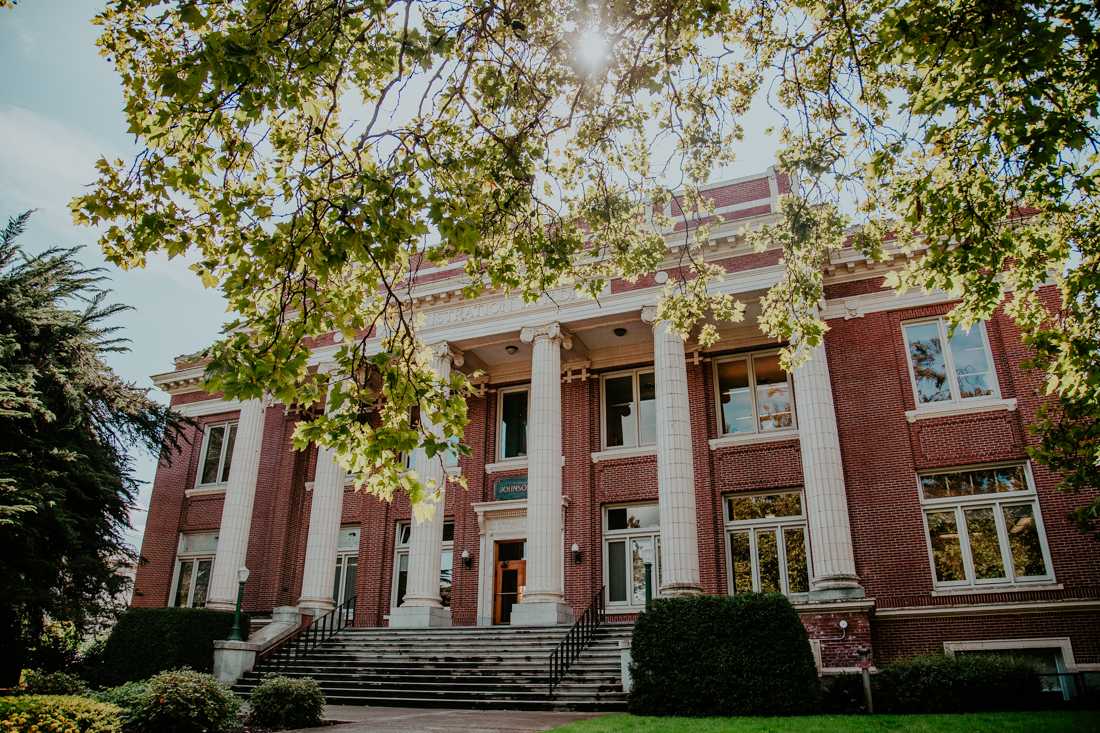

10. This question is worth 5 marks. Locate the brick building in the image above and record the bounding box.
[133,168,1100,679]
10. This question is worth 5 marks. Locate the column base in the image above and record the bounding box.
[204,599,236,612]
[389,605,452,628]
[659,582,702,597]
[297,598,335,618]
[510,601,574,626]
[810,576,865,601]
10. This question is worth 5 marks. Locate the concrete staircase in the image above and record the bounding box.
[234,623,633,711]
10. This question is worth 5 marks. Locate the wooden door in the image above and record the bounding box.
[493,543,526,624]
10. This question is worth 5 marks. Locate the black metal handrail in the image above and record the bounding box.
[257,594,357,673]
[548,586,605,695]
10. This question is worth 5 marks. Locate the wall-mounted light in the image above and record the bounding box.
[504,344,519,355]
[461,549,472,568]
[571,542,583,564]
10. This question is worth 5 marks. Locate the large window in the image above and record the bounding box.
[603,504,662,607]
[498,387,528,461]
[171,532,218,608]
[392,520,454,608]
[919,464,1052,589]
[197,421,238,486]
[602,369,656,449]
[333,526,360,610]
[714,352,795,436]
[724,491,810,596]
[903,319,999,405]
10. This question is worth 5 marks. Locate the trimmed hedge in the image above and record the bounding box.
[126,670,240,733]
[249,676,326,730]
[628,593,819,716]
[0,695,123,733]
[85,607,246,687]
[874,654,1045,713]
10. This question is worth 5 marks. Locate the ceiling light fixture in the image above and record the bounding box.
[505,344,519,355]
[613,327,627,337]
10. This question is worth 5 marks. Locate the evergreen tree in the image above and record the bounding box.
[0,211,183,685]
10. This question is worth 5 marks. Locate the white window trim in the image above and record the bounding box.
[600,367,656,451]
[723,490,812,598]
[903,318,1001,410]
[904,397,1017,423]
[602,503,661,610]
[496,385,530,462]
[944,637,1077,669]
[334,527,360,608]
[195,420,237,488]
[169,533,217,608]
[711,349,798,439]
[390,520,455,610]
[918,462,1055,591]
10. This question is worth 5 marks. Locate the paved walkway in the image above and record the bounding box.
[288,705,603,733]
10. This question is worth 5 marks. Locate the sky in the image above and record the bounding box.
[0,2,781,552]
[0,1,229,549]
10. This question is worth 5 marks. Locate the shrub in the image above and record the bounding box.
[874,653,1044,713]
[249,676,325,730]
[93,681,150,731]
[86,607,246,687]
[19,668,90,695]
[818,673,867,714]
[127,669,241,733]
[0,695,122,733]
[628,593,819,716]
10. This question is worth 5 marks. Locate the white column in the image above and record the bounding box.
[390,343,460,628]
[510,322,573,626]
[642,306,702,596]
[792,341,863,598]
[206,398,267,611]
[297,442,345,616]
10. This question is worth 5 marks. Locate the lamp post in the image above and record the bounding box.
[227,566,250,642]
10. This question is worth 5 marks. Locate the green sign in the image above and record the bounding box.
[494,475,528,501]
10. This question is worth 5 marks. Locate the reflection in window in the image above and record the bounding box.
[724,491,809,596]
[919,465,1051,588]
[199,421,238,485]
[603,370,656,449]
[605,503,661,606]
[904,319,996,405]
[499,388,528,460]
[715,353,795,436]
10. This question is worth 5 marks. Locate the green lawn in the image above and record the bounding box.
[551,711,1100,732]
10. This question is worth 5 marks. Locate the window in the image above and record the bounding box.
[724,491,810,596]
[171,532,218,608]
[393,520,455,608]
[197,421,238,486]
[602,369,656,449]
[713,352,795,436]
[498,387,528,461]
[903,319,998,405]
[919,464,1052,589]
[603,504,662,607]
[332,526,360,611]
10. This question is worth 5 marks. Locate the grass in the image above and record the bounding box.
[551,711,1100,732]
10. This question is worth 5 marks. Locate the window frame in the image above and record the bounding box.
[391,519,456,610]
[333,525,360,608]
[496,384,530,462]
[917,462,1054,590]
[711,349,798,438]
[195,420,238,487]
[602,502,662,609]
[723,489,812,598]
[599,367,656,451]
[902,318,1001,408]
[170,532,218,608]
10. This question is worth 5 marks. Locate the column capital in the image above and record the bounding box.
[425,341,464,369]
[519,322,573,350]
[640,305,659,325]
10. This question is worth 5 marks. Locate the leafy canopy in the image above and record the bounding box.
[74,1,1099,522]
